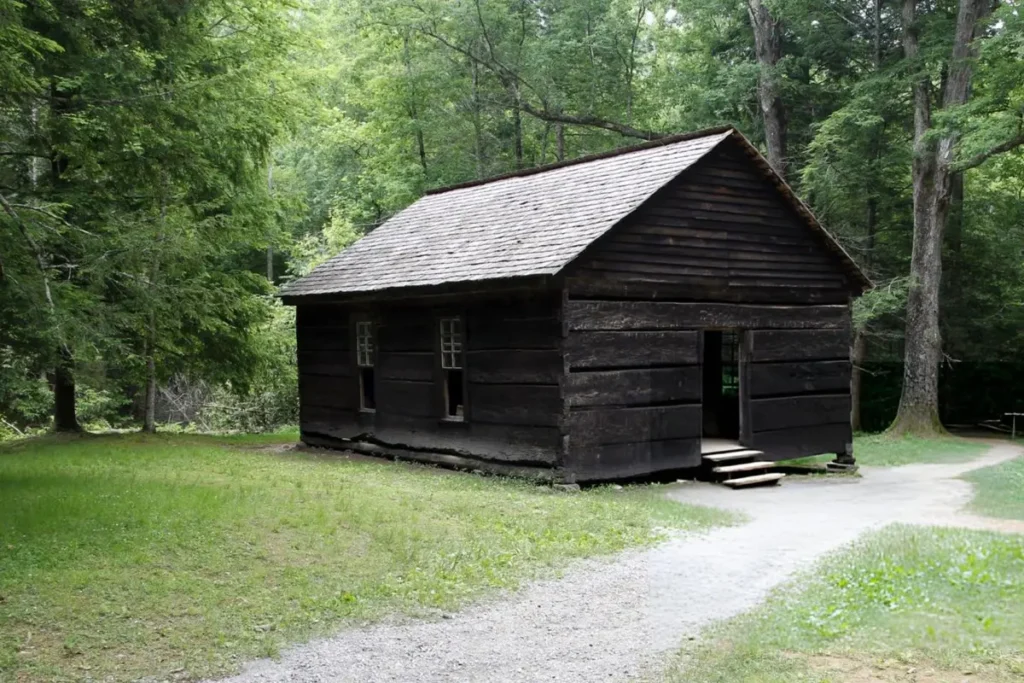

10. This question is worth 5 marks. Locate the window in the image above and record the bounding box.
[356,321,374,367]
[439,318,462,370]
[439,317,464,419]
[356,321,375,411]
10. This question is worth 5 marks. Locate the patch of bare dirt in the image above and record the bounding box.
[933,514,1024,535]
[806,653,1005,683]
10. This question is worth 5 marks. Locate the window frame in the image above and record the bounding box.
[439,317,463,370]
[355,320,375,368]
[437,315,466,421]
[354,319,376,413]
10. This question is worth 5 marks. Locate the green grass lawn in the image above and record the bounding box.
[0,433,734,682]
[964,455,1024,521]
[663,526,1024,683]
[788,432,990,468]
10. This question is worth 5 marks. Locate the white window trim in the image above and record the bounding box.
[439,317,462,370]
[356,321,374,367]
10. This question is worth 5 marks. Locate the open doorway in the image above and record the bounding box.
[702,330,740,447]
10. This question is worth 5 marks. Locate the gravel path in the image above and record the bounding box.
[215,443,1022,683]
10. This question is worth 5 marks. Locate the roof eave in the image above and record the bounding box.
[278,273,557,306]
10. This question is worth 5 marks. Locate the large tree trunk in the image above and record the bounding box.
[52,348,80,432]
[891,0,990,434]
[892,0,941,434]
[894,185,944,434]
[747,0,787,179]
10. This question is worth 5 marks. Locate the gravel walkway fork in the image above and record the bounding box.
[215,443,1022,683]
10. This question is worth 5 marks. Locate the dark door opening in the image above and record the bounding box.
[702,330,740,440]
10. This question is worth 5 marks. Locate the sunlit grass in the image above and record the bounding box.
[787,433,989,468]
[663,526,1024,682]
[0,433,734,682]
[965,455,1024,521]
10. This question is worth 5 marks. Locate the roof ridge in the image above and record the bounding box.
[424,125,735,196]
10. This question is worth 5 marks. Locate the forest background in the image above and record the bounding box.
[2,0,1023,439]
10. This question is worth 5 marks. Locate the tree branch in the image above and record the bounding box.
[402,11,666,142]
[0,191,56,313]
[956,133,1024,171]
[518,101,668,140]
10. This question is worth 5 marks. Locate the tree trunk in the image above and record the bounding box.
[851,194,878,433]
[556,122,565,161]
[143,177,168,434]
[403,35,427,173]
[48,82,79,432]
[266,158,274,281]
[891,0,990,435]
[747,0,787,179]
[539,121,551,165]
[851,329,867,432]
[143,330,157,433]
[892,0,941,434]
[512,87,524,169]
[52,348,80,432]
[471,59,485,177]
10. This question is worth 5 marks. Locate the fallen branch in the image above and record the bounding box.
[0,416,24,436]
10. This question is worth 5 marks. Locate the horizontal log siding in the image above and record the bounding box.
[746,328,853,460]
[296,305,357,434]
[565,300,850,331]
[298,293,565,467]
[565,330,699,369]
[464,295,563,442]
[563,300,703,480]
[564,140,853,305]
[296,290,565,466]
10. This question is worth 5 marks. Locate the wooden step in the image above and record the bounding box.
[712,460,774,474]
[703,449,765,463]
[722,472,786,489]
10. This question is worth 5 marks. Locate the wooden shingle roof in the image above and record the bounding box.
[280,127,869,299]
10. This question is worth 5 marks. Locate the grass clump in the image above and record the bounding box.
[0,433,734,682]
[965,456,1024,521]
[665,525,1024,682]
[789,432,989,468]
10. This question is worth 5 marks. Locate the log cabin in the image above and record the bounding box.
[280,126,871,483]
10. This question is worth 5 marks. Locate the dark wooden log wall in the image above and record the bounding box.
[565,140,852,305]
[563,314,703,480]
[562,139,856,469]
[562,299,854,474]
[296,304,357,432]
[745,328,853,460]
[297,292,565,469]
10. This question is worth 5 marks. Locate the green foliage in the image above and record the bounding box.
[3,0,1024,432]
[666,526,1024,682]
[1,0,304,432]
[192,301,298,432]
[0,433,736,681]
